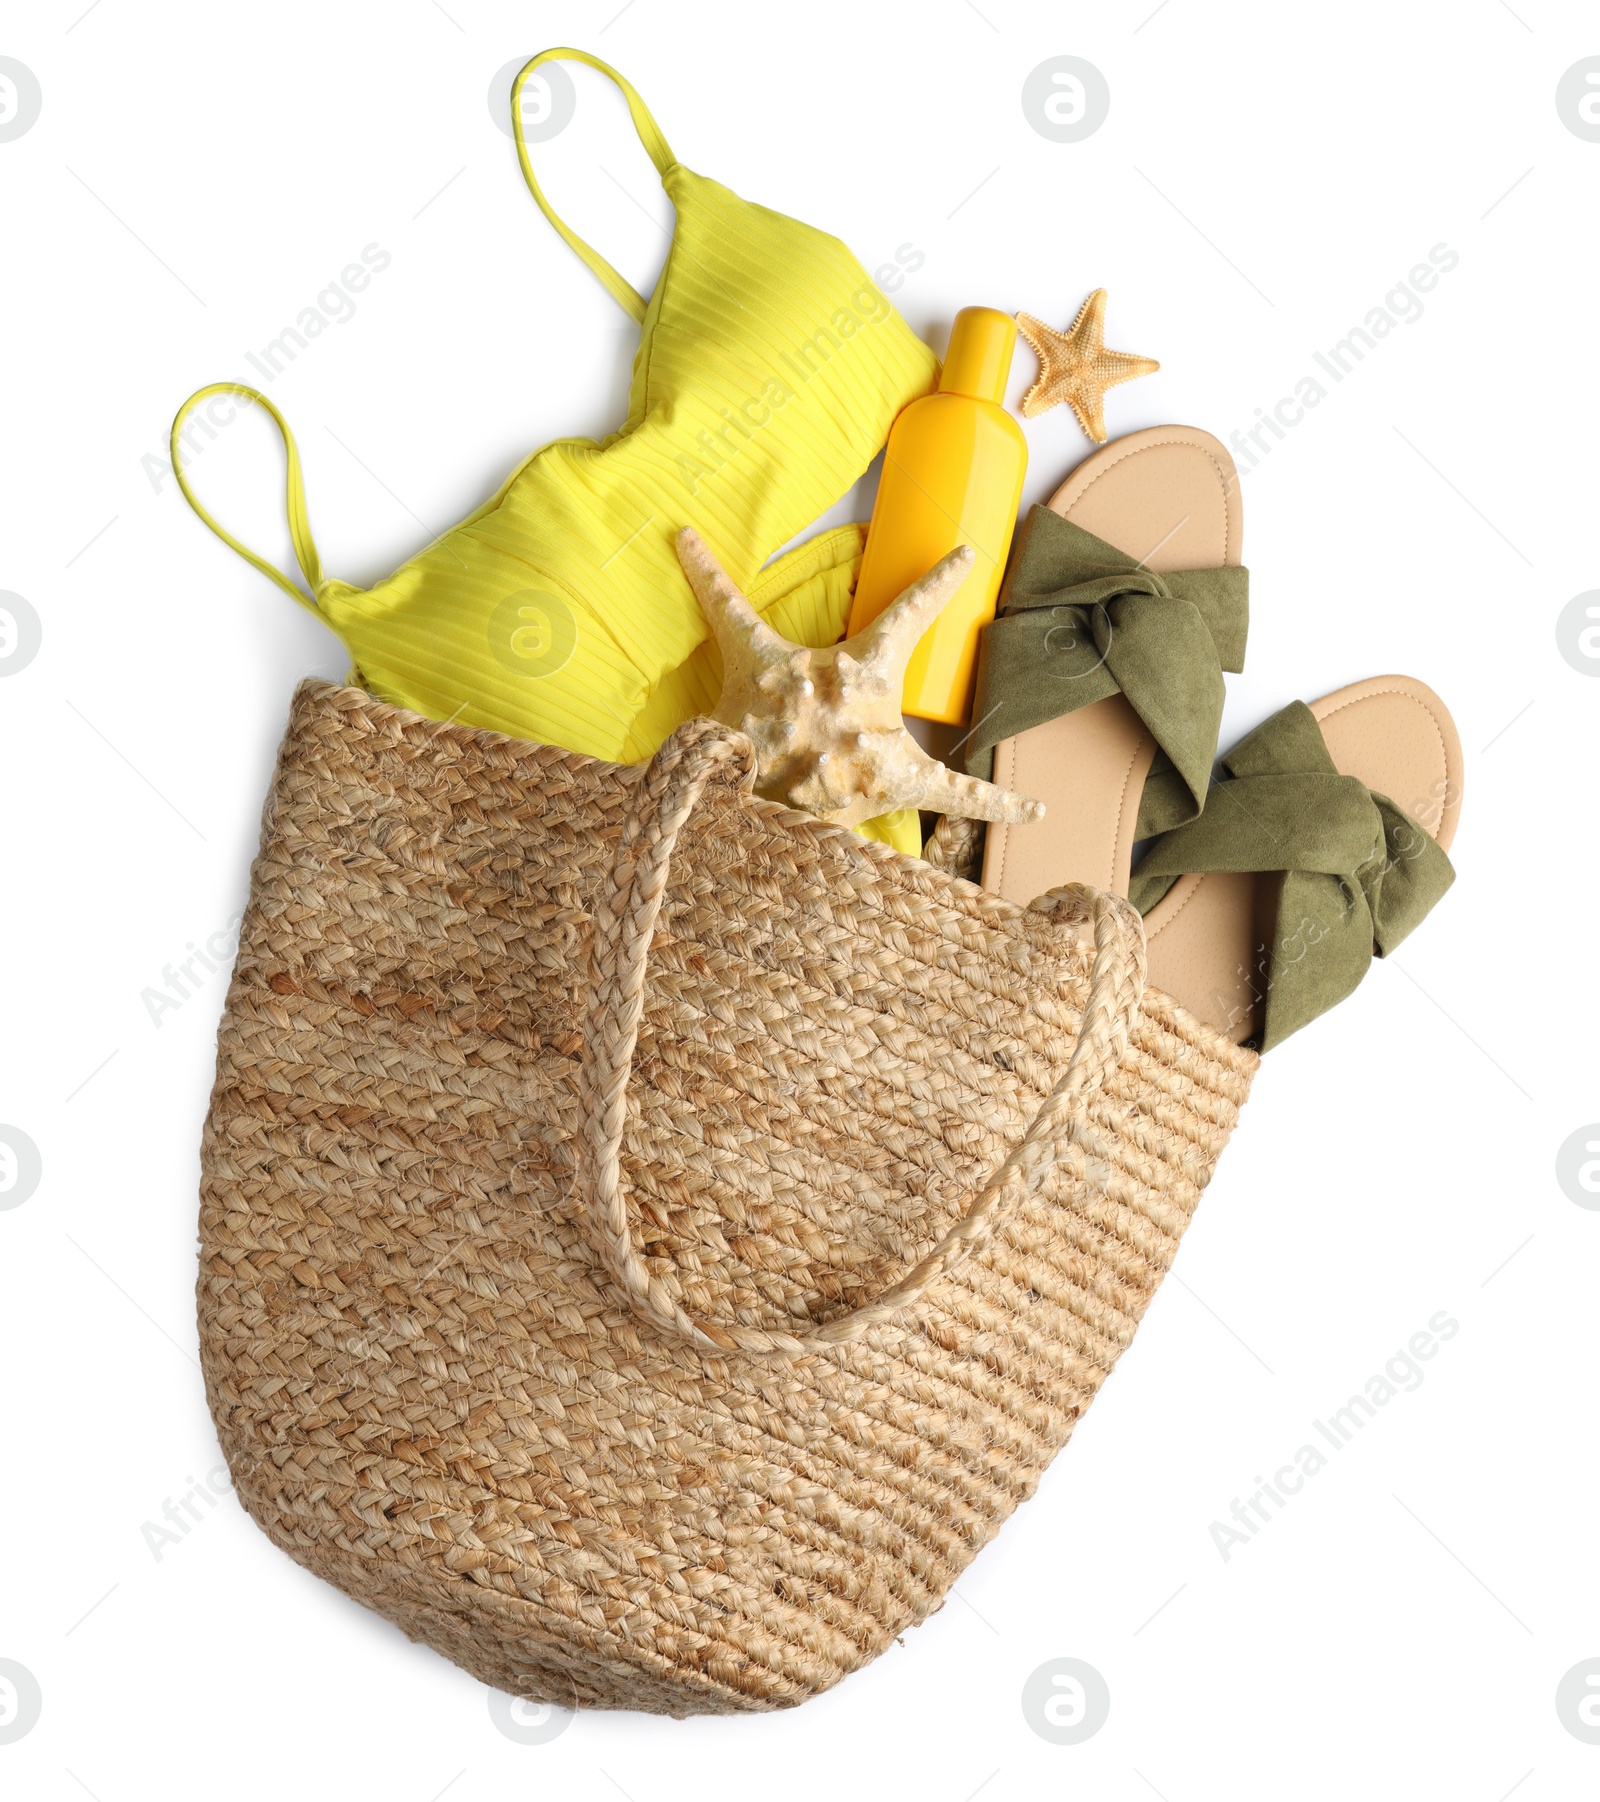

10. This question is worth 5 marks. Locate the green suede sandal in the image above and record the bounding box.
[969,424,1249,904]
[1127,678,1463,1048]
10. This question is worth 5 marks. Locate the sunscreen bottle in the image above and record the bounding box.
[847,306,1026,725]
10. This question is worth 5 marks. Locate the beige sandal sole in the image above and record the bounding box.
[981,424,1243,902]
[1144,675,1464,1042]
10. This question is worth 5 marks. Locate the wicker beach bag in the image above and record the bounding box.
[198,681,1257,1715]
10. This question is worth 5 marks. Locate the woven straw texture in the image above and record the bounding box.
[198,680,1257,1715]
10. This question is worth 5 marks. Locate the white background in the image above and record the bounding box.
[3,3,1597,1798]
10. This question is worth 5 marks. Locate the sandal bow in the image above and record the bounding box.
[965,507,1249,837]
[1129,701,1456,1048]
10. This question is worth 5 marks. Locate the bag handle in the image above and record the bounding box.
[575,717,1149,1359]
[511,48,676,326]
[170,383,324,616]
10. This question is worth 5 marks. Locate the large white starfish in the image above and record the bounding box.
[676,527,1045,831]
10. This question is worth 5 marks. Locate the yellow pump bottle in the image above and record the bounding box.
[847,306,1027,725]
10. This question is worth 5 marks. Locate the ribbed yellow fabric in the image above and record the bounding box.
[173,48,937,851]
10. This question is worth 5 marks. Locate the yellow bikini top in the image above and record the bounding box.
[172,47,937,846]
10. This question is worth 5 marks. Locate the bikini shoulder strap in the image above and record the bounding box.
[511,48,676,325]
[170,384,324,615]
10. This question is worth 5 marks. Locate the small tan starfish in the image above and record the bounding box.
[1016,290,1160,441]
[676,528,1044,831]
